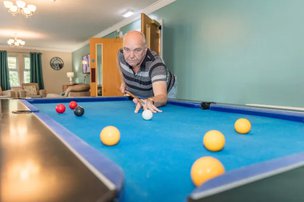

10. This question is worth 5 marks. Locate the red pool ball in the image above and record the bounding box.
[56,104,66,114]
[69,101,78,109]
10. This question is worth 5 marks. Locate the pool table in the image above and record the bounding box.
[5,97,304,202]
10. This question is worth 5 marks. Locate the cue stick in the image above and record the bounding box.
[125,91,146,106]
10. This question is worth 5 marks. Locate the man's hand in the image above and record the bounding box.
[120,83,126,94]
[133,98,162,113]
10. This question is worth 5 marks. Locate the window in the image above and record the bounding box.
[8,56,19,87]
[7,54,30,87]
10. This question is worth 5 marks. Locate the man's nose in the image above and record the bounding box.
[129,51,135,58]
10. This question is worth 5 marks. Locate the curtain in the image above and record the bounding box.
[0,50,11,90]
[30,52,44,89]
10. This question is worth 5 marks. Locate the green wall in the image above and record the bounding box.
[155,0,304,107]
[72,44,90,84]
[73,0,304,107]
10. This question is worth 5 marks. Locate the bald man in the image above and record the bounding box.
[118,30,175,113]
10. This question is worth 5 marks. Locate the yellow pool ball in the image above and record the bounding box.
[100,126,120,146]
[203,130,225,152]
[190,156,225,187]
[234,118,251,134]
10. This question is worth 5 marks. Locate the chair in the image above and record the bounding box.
[0,86,18,98]
[64,83,90,97]
[46,83,90,98]
[19,83,47,98]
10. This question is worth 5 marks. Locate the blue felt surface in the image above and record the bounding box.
[32,99,304,202]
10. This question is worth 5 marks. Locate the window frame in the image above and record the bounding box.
[7,53,30,87]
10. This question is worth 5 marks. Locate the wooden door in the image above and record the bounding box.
[90,38,123,96]
[141,13,161,55]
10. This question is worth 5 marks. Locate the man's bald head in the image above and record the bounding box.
[122,31,148,67]
[123,31,147,48]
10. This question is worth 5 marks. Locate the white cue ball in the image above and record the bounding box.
[142,109,153,120]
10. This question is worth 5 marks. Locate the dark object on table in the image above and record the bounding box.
[74,106,85,116]
[200,101,215,110]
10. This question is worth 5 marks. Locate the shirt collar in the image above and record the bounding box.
[139,49,154,70]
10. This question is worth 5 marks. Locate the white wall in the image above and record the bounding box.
[41,51,72,93]
[2,47,72,94]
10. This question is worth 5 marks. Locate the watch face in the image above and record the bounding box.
[50,57,64,70]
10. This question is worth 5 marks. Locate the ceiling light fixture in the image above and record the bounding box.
[7,36,25,47]
[122,10,134,18]
[3,0,37,18]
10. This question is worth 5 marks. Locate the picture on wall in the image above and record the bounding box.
[82,54,90,74]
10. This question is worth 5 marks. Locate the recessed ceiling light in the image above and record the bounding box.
[122,10,134,18]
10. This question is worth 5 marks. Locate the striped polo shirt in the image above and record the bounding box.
[118,49,175,98]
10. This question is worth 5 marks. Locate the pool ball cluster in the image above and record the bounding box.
[95,104,252,188]
[55,101,85,116]
[98,118,252,187]
[190,118,252,187]
[52,100,253,192]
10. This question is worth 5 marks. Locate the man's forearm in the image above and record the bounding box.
[147,94,168,107]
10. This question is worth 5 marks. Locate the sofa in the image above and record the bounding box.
[0,86,18,98]
[47,83,90,98]
[64,84,90,97]
[18,83,47,98]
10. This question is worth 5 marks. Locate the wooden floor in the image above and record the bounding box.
[0,99,115,202]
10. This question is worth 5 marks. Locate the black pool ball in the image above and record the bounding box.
[74,106,85,116]
[200,102,215,110]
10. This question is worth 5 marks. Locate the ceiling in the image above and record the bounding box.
[0,0,162,52]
